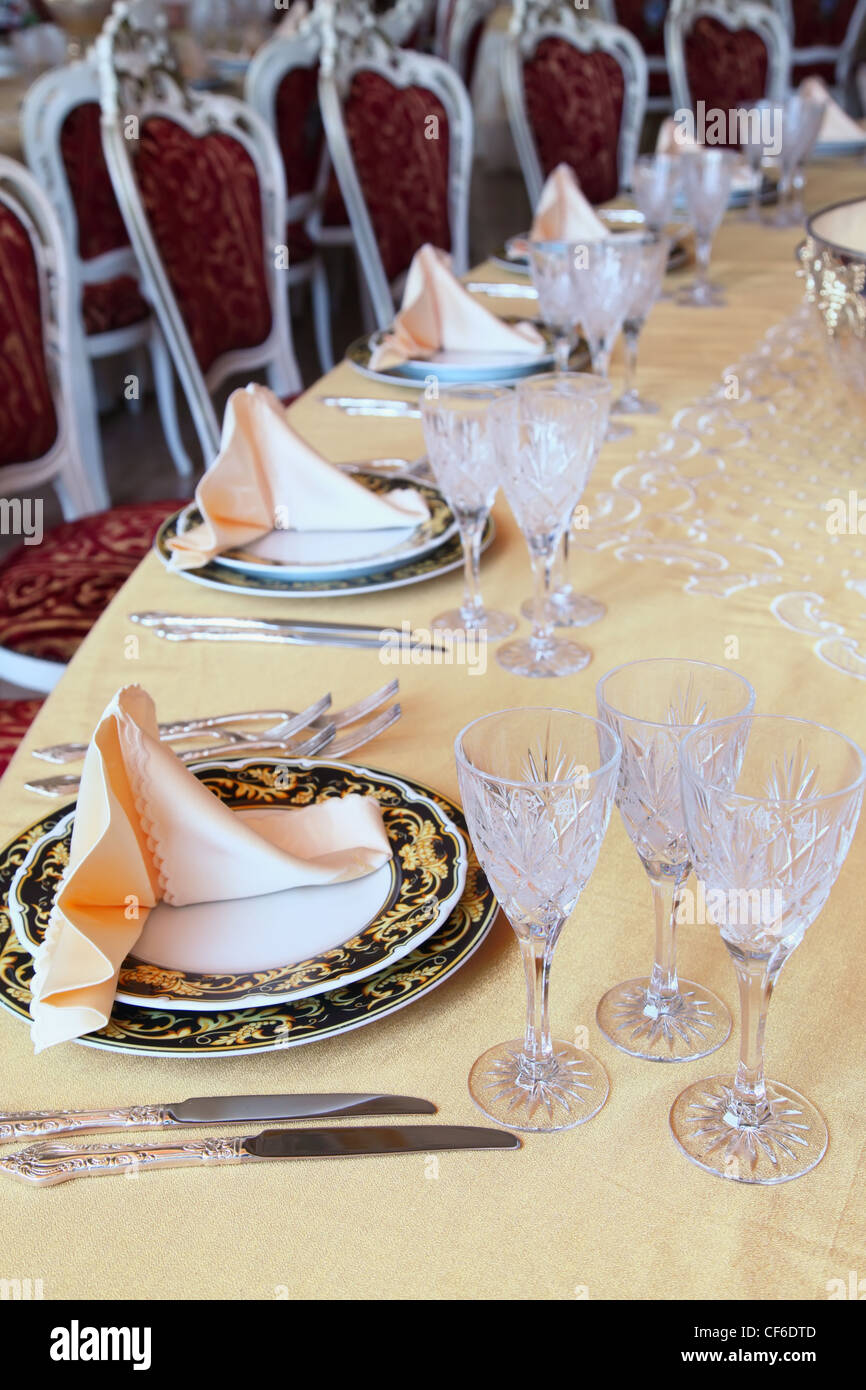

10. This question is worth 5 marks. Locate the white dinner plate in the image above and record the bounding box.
[347,328,555,388]
[813,137,866,158]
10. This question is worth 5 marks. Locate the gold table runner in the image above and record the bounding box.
[0,161,863,1299]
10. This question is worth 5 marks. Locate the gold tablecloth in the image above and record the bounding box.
[1,162,864,1301]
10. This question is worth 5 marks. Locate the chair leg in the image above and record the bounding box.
[148,327,195,478]
[311,255,334,374]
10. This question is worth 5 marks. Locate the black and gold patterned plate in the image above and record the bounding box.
[155,487,495,598]
[0,761,497,1057]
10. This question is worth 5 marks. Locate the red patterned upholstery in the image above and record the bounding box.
[342,72,452,282]
[683,15,771,121]
[0,201,58,467]
[135,118,273,373]
[0,500,185,664]
[522,38,625,205]
[614,0,671,95]
[59,102,151,339]
[0,698,44,777]
[275,61,324,201]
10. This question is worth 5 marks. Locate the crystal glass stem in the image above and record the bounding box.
[726,944,781,1125]
[529,536,557,648]
[591,342,611,378]
[553,333,573,373]
[647,870,687,1002]
[695,234,712,297]
[519,931,556,1075]
[457,512,486,627]
[745,159,762,221]
[621,321,640,400]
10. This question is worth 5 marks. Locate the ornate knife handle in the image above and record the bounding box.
[0,1105,172,1143]
[0,1136,247,1187]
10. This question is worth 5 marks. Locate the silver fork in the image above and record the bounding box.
[23,704,401,798]
[32,680,399,764]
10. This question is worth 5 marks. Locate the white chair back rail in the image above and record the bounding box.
[770,0,866,93]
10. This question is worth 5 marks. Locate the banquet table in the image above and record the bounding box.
[1,159,864,1302]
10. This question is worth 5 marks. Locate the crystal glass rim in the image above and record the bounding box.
[678,148,739,166]
[454,707,621,790]
[488,389,600,419]
[596,657,756,730]
[517,370,611,396]
[679,713,866,805]
[419,383,513,414]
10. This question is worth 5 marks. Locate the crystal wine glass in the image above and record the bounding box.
[595,658,755,1061]
[676,148,736,307]
[516,372,611,628]
[456,707,621,1131]
[488,385,600,677]
[773,93,826,229]
[420,386,517,640]
[673,714,866,1183]
[739,99,777,222]
[631,153,682,233]
[527,240,580,373]
[614,233,671,415]
[570,239,644,439]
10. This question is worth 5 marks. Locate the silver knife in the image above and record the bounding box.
[318,396,422,418]
[0,1093,436,1144]
[0,1125,520,1186]
[465,281,538,298]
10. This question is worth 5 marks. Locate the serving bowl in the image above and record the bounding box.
[799,196,866,399]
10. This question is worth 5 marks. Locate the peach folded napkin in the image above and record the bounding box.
[168,384,429,571]
[529,164,609,243]
[29,686,393,1051]
[369,244,546,370]
[800,76,864,144]
[656,117,700,155]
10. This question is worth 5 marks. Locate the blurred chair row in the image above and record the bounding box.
[0,0,860,726]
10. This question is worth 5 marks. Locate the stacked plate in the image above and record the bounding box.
[154,469,493,598]
[347,325,557,389]
[0,757,498,1057]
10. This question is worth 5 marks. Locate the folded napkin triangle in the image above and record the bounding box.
[369,244,545,370]
[799,76,864,143]
[530,163,609,243]
[30,686,393,1051]
[168,384,429,571]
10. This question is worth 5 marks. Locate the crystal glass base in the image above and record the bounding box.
[771,205,805,231]
[469,1039,609,1132]
[596,977,731,1061]
[432,608,516,640]
[520,592,606,628]
[612,391,660,415]
[670,1076,828,1184]
[604,419,634,441]
[496,635,591,677]
[676,281,726,308]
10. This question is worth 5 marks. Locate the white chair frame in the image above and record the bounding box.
[504,3,648,207]
[442,0,497,84]
[20,58,194,480]
[96,1,302,465]
[770,0,866,95]
[0,154,108,692]
[595,0,672,113]
[665,0,791,116]
[319,15,474,329]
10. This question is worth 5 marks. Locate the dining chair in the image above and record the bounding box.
[504,0,648,208]
[769,0,866,91]
[20,59,194,481]
[665,0,791,120]
[595,0,672,113]
[96,0,302,466]
[0,154,185,699]
[318,5,473,330]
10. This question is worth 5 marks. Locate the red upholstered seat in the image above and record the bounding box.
[791,0,858,49]
[0,201,58,467]
[342,71,452,281]
[0,698,44,778]
[684,15,771,122]
[522,38,625,205]
[59,101,151,338]
[134,118,273,373]
[0,500,186,665]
